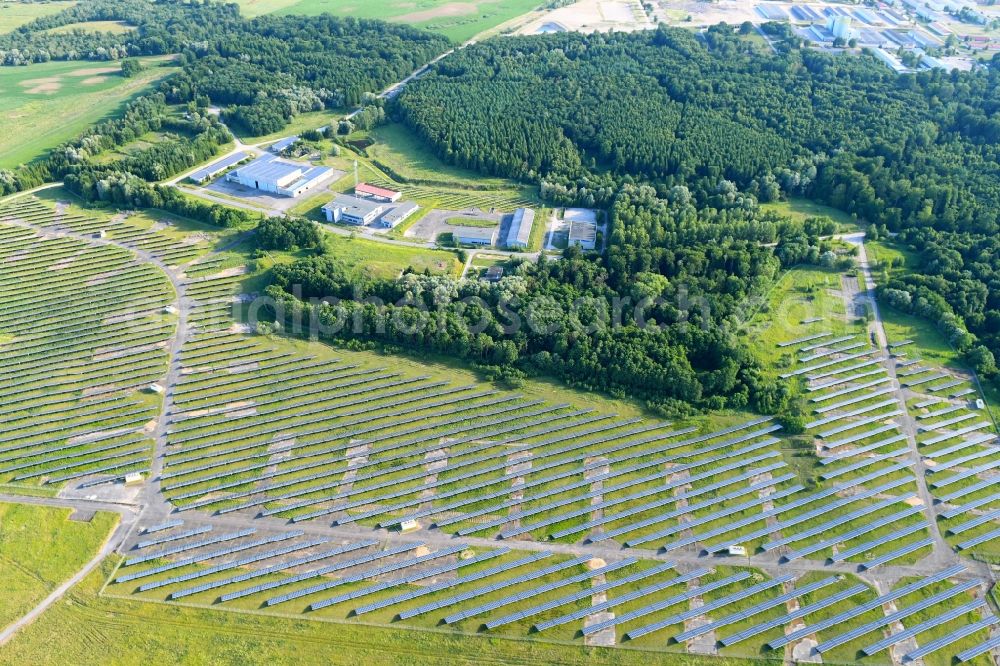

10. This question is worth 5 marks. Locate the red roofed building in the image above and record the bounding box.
[355,182,402,202]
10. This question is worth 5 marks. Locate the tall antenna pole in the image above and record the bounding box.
[354,160,359,189]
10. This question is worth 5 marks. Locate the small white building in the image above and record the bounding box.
[322,194,386,226]
[355,182,402,203]
[269,136,299,154]
[380,201,419,228]
[453,225,498,246]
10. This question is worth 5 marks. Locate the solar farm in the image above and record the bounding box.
[0,194,997,663]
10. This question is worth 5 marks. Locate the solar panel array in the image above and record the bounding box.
[0,210,172,489]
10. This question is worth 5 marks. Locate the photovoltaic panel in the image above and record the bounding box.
[862,599,987,655]
[808,368,885,392]
[143,538,330,594]
[532,567,711,633]
[624,575,793,640]
[468,558,637,628]
[906,616,997,659]
[582,572,751,637]
[399,555,593,620]
[771,565,966,650]
[312,548,509,611]
[721,584,868,646]
[820,448,909,479]
[482,561,676,630]
[115,530,304,584]
[957,635,1000,662]
[126,529,255,566]
[956,526,1000,551]
[941,492,1000,520]
[815,580,981,652]
[819,409,904,438]
[782,507,924,562]
[134,525,213,549]
[356,551,551,617]
[673,576,840,643]
[830,521,930,562]
[857,537,934,570]
[581,467,792,543]
[267,543,466,607]
[177,539,378,600]
[810,377,889,402]
[143,519,184,534]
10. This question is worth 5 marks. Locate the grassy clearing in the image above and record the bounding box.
[760,197,857,231]
[745,264,862,371]
[238,0,543,43]
[363,123,512,189]
[0,56,178,168]
[0,0,75,32]
[251,232,463,283]
[42,19,134,34]
[0,502,117,628]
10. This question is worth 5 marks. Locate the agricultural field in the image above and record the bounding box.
[0,0,75,33]
[0,502,117,628]
[0,56,179,168]
[233,0,544,42]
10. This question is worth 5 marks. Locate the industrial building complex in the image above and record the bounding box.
[225,154,334,198]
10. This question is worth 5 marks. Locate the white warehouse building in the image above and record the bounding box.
[225,154,333,198]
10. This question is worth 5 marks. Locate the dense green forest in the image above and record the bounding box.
[394,25,1000,389]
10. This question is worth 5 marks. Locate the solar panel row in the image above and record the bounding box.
[217,540,400,603]
[311,548,509,611]
[354,550,547,617]
[267,543,467,607]
[624,575,794,640]
[816,580,981,652]
[857,537,935,570]
[399,555,594,620]
[533,567,712,633]
[863,600,987,655]
[178,539,378,600]
[126,529,255,566]
[721,585,868,646]
[481,561,676,630]
[771,565,967,650]
[584,572,752,637]
[116,530,305,584]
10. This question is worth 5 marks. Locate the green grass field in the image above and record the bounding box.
[0,0,76,33]
[760,197,857,231]
[42,19,133,34]
[233,0,543,42]
[0,502,117,629]
[0,556,778,666]
[364,123,513,189]
[0,57,178,168]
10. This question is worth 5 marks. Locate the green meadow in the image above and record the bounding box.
[0,0,76,33]
[233,0,542,42]
[0,502,118,629]
[0,57,177,168]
